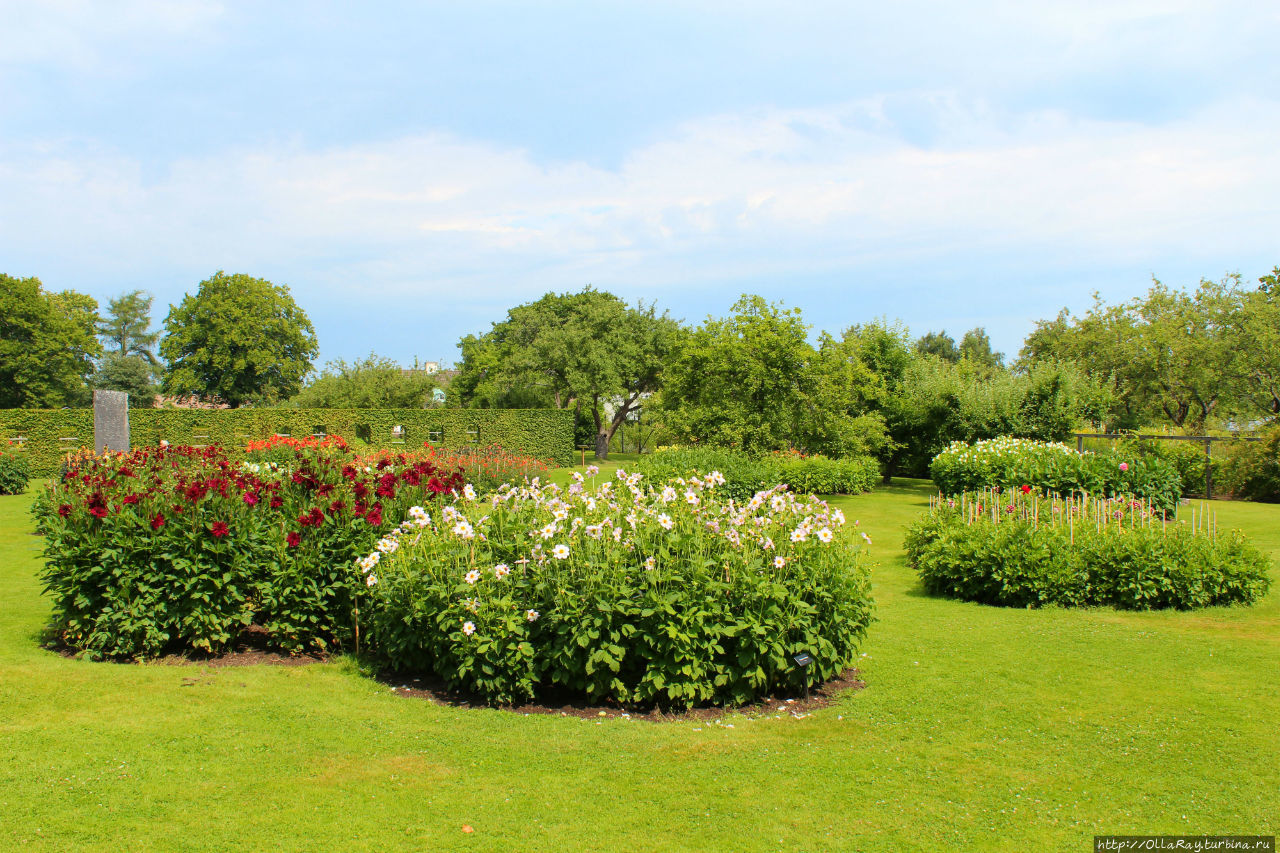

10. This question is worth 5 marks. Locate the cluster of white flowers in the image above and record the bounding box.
[354,466,865,634]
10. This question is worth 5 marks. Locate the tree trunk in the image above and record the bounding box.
[595,431,610,460]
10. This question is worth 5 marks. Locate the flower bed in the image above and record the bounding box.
[36,442,464,658]
[0,448,30,495]
[930,437,1183,511]
[362,469,874,708]
[904,488,1271,610]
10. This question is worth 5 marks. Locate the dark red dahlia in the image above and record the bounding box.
[210,521,230,538]
[286,531,301,548]
[151,513,166,530]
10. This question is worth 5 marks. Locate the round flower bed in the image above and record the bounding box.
[930,437,1183,512]
[905,489,1271,609]
[362,469,875,708]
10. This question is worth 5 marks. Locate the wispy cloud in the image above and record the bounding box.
[4,93,1277,300]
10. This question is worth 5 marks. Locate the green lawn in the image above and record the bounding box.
[2,475,1277,852]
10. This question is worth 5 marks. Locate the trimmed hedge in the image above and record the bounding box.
[0,408,574,476]
[631,447,879,502]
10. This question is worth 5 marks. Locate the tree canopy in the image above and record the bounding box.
[160,271,318,408]
[662,295,888,456]
[0,274,100,408]
[291,354,438,409]
[454,288,682,458]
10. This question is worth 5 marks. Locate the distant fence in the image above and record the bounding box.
[0,408,574,476]
[1072,433,1262,500]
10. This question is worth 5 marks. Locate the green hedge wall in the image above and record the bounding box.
[0,408,574,476]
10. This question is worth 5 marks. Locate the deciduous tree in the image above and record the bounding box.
[160,271,318,407]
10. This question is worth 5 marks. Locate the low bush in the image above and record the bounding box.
[1215,425,1280,503]
[904,489,1270,610]
[0,449,30,495]
[631,447,878,502]
[363,470,874,708]
[35,442,464,659]
[930,437,1183,511]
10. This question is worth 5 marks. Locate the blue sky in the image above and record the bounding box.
[3,1,1278,368]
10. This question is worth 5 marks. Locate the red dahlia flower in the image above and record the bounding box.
[151,513,166,530]
[286,531,301,548]
[57,504,72,517]
[210,521,230,538]
[1020,485,1032,494]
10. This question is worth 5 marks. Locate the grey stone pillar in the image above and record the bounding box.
[93,390,130,454]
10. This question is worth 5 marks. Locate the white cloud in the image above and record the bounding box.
[3,93,1278,306]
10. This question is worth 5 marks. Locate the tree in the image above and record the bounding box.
[99,290,160,364]
[291,354,437,409]
[455,288,683,459]
[0,274,101,408]
[958,327,1004,369]
[915,330,959,362]
[91,352,157,407]
[160,272,318,408]
[662,295,886,456]
[1239,268,1280,418]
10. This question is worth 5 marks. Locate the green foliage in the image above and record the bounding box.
[291,353,437,409]
[35,443,465,659]
[915,330,959,362]
[905,493,1271,610]
[366,476,873,708]
[160,271,319,407]
[885,358,1111,477]
[1217,425,1280,502]
[454,288,684,458]
[632,447,879,501]
[0,450,30,495]
[91,353,157,407]
[1021,274,1280,431]
[930,437,1183,512]
[957,328,1004,369]
[0,273,101,408]
[99,290,160,364]
[0,407,574,476]
[662,295,889,456]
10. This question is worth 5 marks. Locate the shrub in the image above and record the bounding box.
[36,443,464,659]
[631,447,878,502]
[930,437,1183,512]
[0,449,30,495]
[363,470,874,708]
[1216,425,1280,502]
[904,489,1270,610]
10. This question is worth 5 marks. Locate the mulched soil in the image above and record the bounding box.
[376,667,866,722]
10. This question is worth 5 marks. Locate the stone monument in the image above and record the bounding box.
[94,390,130,454]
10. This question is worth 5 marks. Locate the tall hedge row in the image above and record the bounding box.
[0,408,574,475]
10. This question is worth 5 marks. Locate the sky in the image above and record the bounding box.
[3,0,1278,369]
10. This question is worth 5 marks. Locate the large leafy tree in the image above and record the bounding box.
[160,272,318,407]
[1239,267,1280,418]
[455,288,683,459]
[662,295,887,456]
[1021,276,1252,432]
[0,274,101,408]
[291,353,438,409]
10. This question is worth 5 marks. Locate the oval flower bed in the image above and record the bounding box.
[930,437,1183,512]
[36,441,464,659]
[362,469,875,709]
[904,488,1271,610]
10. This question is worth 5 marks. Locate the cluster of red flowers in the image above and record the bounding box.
[46,441,466,551]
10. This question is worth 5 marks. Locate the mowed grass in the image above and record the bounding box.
[2,471,1277,852]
